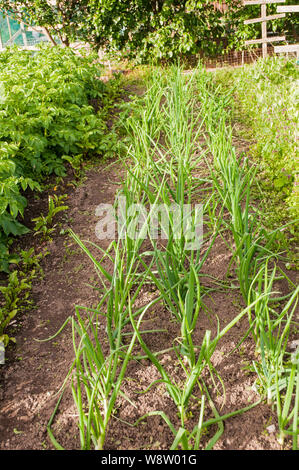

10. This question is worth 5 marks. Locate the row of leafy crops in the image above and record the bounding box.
[0,45,107,272]
[49,62,298,450]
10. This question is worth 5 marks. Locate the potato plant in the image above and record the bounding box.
[0,45,109,271]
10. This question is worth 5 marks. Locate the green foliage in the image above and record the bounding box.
[226,0,299,51]
[62,154,84,179]
[215,57,299,240]
[90,0,299,63]
[1,1,298,63]
[0,45,105,173]
[0,270,30,345]
[0,0,93,46]
[0,155,41,271]
[0,45,110,271]
[91,0,227,62]
[0,247,44,346]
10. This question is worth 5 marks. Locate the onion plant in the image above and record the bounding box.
[70,294,161,450]
[131,296,264,449]
[248,264,299,448]
[118,67,266,449]
[50,62,298,451]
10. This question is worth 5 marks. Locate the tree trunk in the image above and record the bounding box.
[43,27,58,46]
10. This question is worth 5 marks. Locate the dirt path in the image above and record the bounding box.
[0,82,291,451]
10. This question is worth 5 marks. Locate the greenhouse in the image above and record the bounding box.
[0,0,298,455]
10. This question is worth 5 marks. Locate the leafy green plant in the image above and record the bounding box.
[32,194,68,239]
[0,270,31,346]
[62,154,84,179]
[0,155,41,271]
[0,45,105,177]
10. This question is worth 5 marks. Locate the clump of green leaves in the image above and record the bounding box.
[0,154,41,271]
[90,1,298,64]
[0,45,121,271]
[0,45,106,177]
[0,271,31,346]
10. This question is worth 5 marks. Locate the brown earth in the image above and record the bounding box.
[0,83,297,452]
